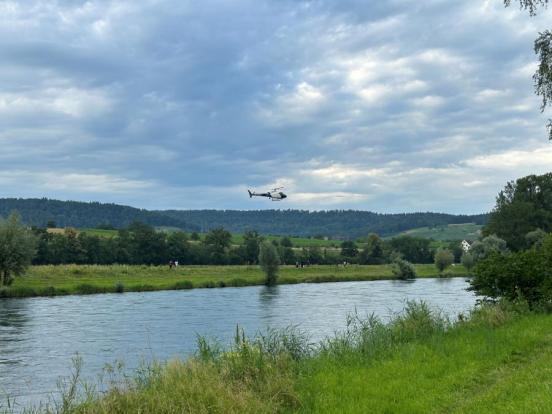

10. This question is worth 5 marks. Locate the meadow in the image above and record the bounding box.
[7,301,551,413]
[0,264,468,298]
[394,223,483,241]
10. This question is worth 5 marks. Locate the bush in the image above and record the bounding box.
[471,234,552,307]
[172,280,194,290]
[75,284,105,295]
[115,281,125,293]
[391,258,417,280]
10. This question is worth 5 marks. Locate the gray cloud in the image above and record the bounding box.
[0,0,551,213]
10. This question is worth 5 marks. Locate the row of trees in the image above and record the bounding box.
[28,224,463,267]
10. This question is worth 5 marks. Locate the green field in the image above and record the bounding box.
[0,264,468,298]
[66,228,343,247]
[17,303,552,413]
[394,223,483,241]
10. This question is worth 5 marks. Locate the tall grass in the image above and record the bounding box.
[3,301,541,414]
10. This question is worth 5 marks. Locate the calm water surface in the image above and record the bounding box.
[0,278,477,408]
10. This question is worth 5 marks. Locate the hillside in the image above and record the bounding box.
[0,198,198,231]
[160,209,488,238]
[0,198,488,239]
[393,223,483,241]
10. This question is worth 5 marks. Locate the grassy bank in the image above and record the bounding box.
[0,264,468,298]
[9,302,552,413]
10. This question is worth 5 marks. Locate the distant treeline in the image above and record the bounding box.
[0,198,488,239]
[160,209,488,238]
[31,223,462,266]
[0,198,198,231]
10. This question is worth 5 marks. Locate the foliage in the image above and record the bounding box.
[242,230,262,264]
[258,241,280,286]
[461,252,475,273]
[0,263,468,298]
[504,0,552,139]
[203,227,232,264]
[434,248,454,274]
[471,234,552,306]
[161,209,488,239]
[0,213,37,286]
[484,173,552,250]
[388,235,434,263]
[358,233,385,264]
[340,240,358,258]
[391,257,417,280]
[470,234,509,263]
[525,228,547,248]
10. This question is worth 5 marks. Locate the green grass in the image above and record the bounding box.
[0,264,468,298]
[10,303,552,413]
[393,223,482,241]
[80,228,119,238]
[63,227,343,247]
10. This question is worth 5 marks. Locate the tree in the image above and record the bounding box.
[127,221,167,265]
[525,228,547,248]
[167,231,190,263]
[434,248,454,274]
[340,241,358,259]
[359,233,385,264]
[470,234,552,306]
[203,227,232,264]
[483,173,552,250]
[461,252,476,273]
[259,241,280,286]
[280,237,293,248]
[242,230,262,264]
[388,236,433,263]
[0,213,37,286]
[504,0,552,139]
[470,235,509,263]
[391,257,417,280]
[447,241,463,263]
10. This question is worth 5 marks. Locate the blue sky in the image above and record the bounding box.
[0,0,550,213]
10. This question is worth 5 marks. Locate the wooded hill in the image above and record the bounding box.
[0,198,487,239]
[160,209,488,238]
[0,198,198,231]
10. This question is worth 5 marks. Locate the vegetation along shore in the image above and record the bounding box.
[0,264,468,299]
[5,301,551,413]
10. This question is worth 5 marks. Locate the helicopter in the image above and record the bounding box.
[248,187,287,201]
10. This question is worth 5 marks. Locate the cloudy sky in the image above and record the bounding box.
[1,0,551,213]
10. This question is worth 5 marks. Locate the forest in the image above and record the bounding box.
[0,198,488,239]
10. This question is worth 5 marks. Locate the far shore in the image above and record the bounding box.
[0,264,469,299]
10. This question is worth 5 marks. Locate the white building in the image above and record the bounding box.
[461,240,471,252]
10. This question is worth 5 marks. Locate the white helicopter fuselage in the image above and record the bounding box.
[248,189,287,201]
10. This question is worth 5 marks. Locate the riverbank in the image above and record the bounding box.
[14,302,552,413]
[0,264,468,298]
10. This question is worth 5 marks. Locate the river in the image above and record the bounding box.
[0,277,477,409]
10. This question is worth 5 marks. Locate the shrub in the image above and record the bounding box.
[228,278,248,287]
[75,284,105,295]
[172,280,194,290]
[115,281,125,293]
[471,234,552,306]
[391,258,416,280]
